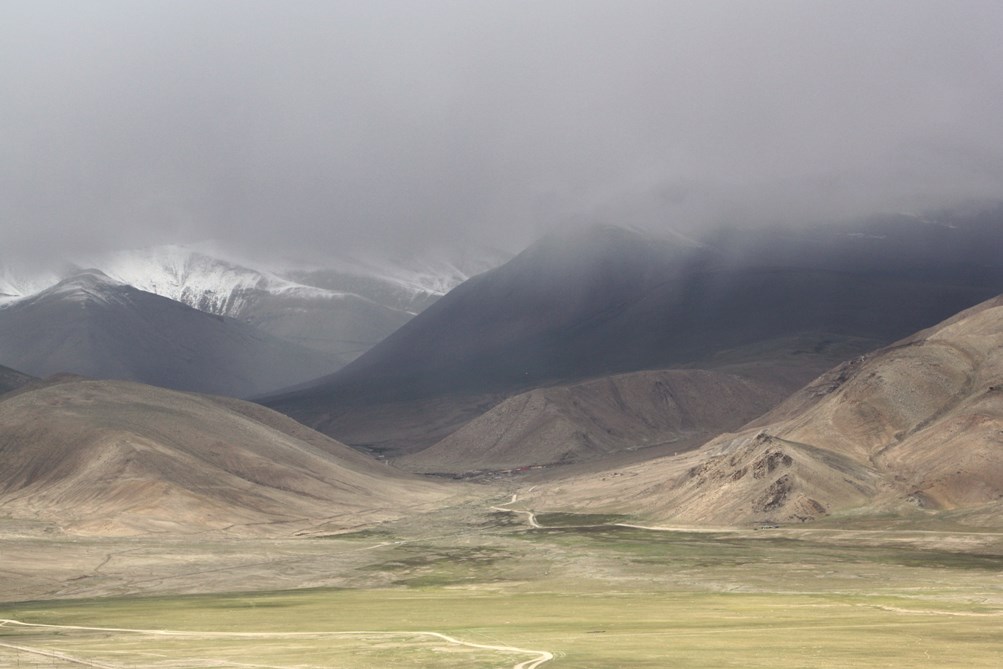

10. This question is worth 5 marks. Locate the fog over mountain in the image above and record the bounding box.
[264,215,1003,458]
[3,1,1003,264]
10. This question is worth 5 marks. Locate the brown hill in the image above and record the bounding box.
[526,294,1003,526]
[279,332,875,461]
[0,379,454,536]
[398,369,792,474]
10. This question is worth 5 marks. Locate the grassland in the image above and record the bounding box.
[2,495,1002,668]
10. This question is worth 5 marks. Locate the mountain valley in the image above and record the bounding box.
[6,4,1003,665]
[3,213,1003,669]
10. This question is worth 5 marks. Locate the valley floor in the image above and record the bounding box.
[2,492,1002,668]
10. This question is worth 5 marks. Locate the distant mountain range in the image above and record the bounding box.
[3,206,1003,535]
[0,244,508,396]
[5,284,1000,535]
[0,243,509,361]
[265,207,1003,459]
[0,270,346,397]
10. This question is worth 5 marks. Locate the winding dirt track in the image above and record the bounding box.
[489,505,542,528]
[492,493,739,534]
[490,493,543,529]
[612,522,736,533]
[0,619,553,669]
[1,496,568,668]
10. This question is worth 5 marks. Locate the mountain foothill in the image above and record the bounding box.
[524,291,1003,526]
[0,376,456,536]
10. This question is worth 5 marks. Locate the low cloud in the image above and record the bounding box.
[3,0,1002,262]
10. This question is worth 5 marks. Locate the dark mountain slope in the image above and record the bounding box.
[0,270,343,397]
[0,364,34,396]
[265,215,1003,453]
[302,225,695,399]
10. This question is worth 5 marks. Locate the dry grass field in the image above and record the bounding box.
[2,495,1002,668]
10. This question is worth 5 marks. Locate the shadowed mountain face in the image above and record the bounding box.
[0,270,344,398]
[527,292,1003,526]
[265,211,1003,452]
[0,378,453,536]
[272,225,696,403]
[0,364,33,396]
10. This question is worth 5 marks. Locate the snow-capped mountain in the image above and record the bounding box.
[285,247,512,314]
[0,243,509,363]
[86,245,341,317]
[87,244,509,360]
[0,265,59,305]
[0,269,344,397]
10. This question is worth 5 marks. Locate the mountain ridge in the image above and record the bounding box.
[0,244,509,360]
[0,270,344,398]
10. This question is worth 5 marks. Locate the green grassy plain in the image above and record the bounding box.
[2,499,1002,668]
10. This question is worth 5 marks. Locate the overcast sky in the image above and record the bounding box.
[3,0,1003,263]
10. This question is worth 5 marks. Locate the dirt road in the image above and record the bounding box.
[0,619,553,669]
[490,493,543,528]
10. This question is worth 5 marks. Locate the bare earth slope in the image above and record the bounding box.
[399,369,792,474]
[527,294,1003,526]
[0,379,453,536]
[271,333,875,461]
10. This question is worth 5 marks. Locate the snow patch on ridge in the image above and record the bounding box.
[0,242,508,317]
[87,245,349,317]
[0,266,59,306]
[311,246,511,296]
[19,269,128,307]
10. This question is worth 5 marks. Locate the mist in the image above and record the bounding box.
[3,0,1002,264]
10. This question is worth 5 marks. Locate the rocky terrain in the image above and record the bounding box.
[525,292,1003,525]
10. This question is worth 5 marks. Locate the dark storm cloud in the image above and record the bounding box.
[3,0,1003,262]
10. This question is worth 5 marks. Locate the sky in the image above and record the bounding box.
[3,0,1003,264]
